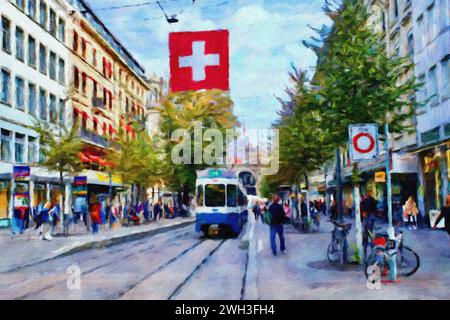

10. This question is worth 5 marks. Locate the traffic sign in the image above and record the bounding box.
[349,124,379,162]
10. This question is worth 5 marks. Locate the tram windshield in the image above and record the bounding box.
[227,184,237,207]
[205,184,225,207]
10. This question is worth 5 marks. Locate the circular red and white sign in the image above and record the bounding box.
[352,132,375,154]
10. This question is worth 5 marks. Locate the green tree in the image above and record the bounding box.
[32,119,84,219]
[157,90,238,204]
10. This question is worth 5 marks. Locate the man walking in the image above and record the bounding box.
[268,195,286,256]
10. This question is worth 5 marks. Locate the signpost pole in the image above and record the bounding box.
[384,122,397,281]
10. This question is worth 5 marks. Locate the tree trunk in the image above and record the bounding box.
[304,173,310,221]
[183,184,190,205]
[59,170,64,234]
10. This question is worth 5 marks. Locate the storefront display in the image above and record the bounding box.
[0,180,10,225]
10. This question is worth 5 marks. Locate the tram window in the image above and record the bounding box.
[238,189,246,206]
[227,185,237,207]
[196,185,204,206]
[205,184,225,207]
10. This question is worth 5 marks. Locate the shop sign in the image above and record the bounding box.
[13,165,30,182]
[73,176,88,197]
[375,171,386,183]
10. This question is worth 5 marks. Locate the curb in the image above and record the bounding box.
[242,217,258,300]
[1,219,195,274]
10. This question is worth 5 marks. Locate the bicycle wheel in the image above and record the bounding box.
[327,241,340,263]
[396,246,420,277]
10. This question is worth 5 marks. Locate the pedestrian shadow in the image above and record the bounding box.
[306,259,362,273]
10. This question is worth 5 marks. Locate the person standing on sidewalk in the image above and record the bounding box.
[403,196,419,230]
[434,195,450,236]
[268,195,286,256]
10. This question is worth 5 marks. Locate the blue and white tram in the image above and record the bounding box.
[195,169,248,236]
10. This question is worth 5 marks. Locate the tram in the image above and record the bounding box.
[195,168,248,237]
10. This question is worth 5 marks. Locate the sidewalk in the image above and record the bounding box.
[0,217,195,273]
[244,214,450,300]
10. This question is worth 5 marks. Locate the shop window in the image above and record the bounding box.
[1,129,12,162]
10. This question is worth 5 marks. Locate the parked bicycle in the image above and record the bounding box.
[327,220,352,265]
[364,228,420,280]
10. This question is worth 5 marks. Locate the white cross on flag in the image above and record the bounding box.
[169,30,229,92]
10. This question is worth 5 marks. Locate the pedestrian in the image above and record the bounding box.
[49,202,60,236]
[90,202,101,234]
[283,201,291,219]
[403,196,419,230]
[268,195,286,256]
[361,191,377,259]
[143,199,150,223]
[37,202,53,241]
[153,200,163,221]
[433,195,450,236]
[252,202,261,222]
[300,196,308,231]
[330,200,338,221]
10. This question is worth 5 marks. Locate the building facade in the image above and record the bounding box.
[0,0,71,227]
[0,0,153,229]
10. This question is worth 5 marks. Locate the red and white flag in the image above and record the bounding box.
[169,30,229,92]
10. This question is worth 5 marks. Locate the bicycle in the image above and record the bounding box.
[364,228,420,280]
[327,220,352,265]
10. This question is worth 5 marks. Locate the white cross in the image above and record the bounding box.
[179,41,220,82]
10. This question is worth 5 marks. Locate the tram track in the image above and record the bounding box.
[12,229,194,300]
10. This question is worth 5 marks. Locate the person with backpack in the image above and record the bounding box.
[268,195,286,256]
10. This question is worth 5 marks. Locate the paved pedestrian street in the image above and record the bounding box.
[0,214,448,300]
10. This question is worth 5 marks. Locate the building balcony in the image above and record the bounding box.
[79,128,109,149]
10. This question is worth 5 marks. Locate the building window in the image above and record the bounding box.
[28,137,38,163]
[28,36,36,67]
[49,94,57,123]
[39,88,47,120]
[426,4,436,39]
[81,72,87,94]
[442,56,450,97]
[15,133,25,164]
[0,69,11,105]
[429,66,439,105]
[81,39,87,58]
[28,0,36,20]
[1,129,11,162]
[39,44,47,75]
[39,1,48,28]
[28,83,36,115]
[73,31,78,52]
[407,31,414,57]
[1,16,11,54]
[58,99,65,124]
[73,67,79,90]
[58,18,65,43]
[15,77,25,110]
[417,14,425,50]
[418,74,428,104]
[16,0,25,11]
[393,0,398,18]
[49,51,56,80]
[93,49,97,66]
[49,9,57,37]
[15,27,25,62]
[58,58,65,84]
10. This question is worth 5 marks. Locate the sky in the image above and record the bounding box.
[86,0,330,129]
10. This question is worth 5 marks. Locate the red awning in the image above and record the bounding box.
[78,152,91,163]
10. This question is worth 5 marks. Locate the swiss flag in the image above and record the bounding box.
[169,30,229,92]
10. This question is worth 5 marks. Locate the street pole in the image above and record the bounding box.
[336,147,343,221]
[384,122,397,281]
